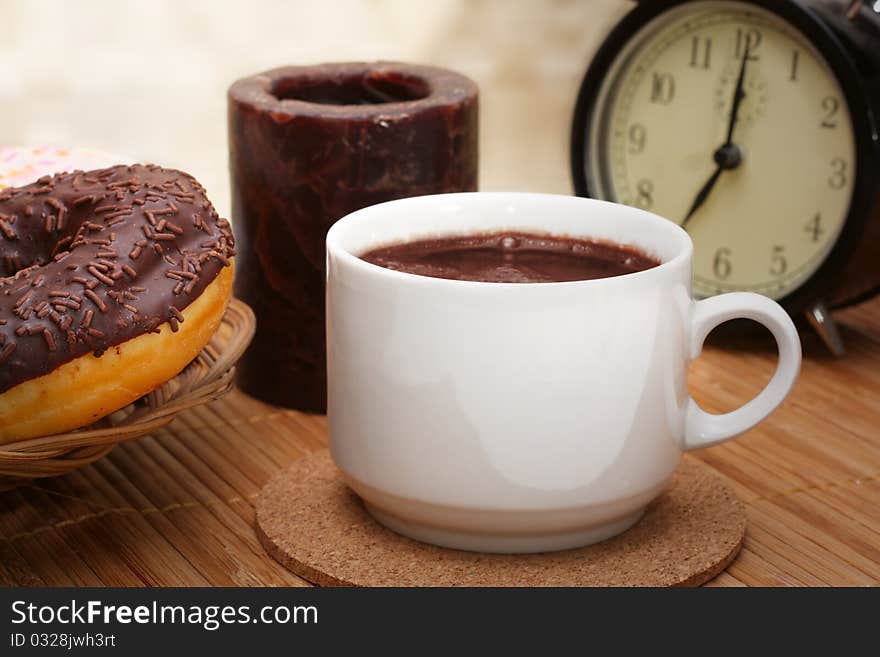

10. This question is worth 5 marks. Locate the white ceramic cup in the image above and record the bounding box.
[325,193,801,553]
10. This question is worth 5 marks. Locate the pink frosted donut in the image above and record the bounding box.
[0,146,131,191]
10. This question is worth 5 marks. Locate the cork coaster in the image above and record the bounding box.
[256,450,745,587]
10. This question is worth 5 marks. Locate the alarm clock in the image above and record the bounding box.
[571,0,880,354]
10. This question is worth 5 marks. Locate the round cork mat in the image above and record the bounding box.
[256,450,746,587]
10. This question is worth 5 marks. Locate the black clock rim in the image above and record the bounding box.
[570,0,880,317]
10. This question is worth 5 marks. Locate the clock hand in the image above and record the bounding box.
[681,41,751,228]
[682,167,723,227]
[724,39,751,146]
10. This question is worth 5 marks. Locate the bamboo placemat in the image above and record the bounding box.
[1,298,879,587]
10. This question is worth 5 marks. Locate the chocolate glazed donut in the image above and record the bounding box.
[0,164,235,441]
[228,62,478,412]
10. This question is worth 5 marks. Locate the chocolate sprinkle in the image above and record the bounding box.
[0,164,234,393]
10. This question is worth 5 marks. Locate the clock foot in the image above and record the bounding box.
[806,300,846,357]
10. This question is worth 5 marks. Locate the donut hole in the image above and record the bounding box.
[271,71,430,106]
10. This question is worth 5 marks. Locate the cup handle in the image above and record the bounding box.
[684,292,801,451]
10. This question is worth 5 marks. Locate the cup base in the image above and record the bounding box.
[363,502,645,554]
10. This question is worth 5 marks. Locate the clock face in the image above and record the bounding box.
[586,0,857,300]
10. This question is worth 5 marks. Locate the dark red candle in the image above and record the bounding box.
[228,62,478,412]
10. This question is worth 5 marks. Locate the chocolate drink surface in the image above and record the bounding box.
[360,232,661,283]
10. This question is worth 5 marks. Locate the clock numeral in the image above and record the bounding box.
[790,50,800,82]
[828,157,847,189]
[635,179,654,209]
[689,36,712,69]
[628,123,646,154]
[713,247,732,280]
[650,72,675,104]
[804,213,824,243]
[820,96,839,128]
[770,245,788,277]
[735,28,762,60]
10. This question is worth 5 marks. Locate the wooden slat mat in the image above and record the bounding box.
[1,299,879,587]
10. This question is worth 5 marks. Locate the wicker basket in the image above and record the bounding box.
[0,298,255,488]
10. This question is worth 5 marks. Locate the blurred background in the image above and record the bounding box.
[0,0,631,217]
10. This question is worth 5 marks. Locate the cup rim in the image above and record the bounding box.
[326,192,693,288]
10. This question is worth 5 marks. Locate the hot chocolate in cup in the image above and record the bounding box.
[325,193,801,554]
